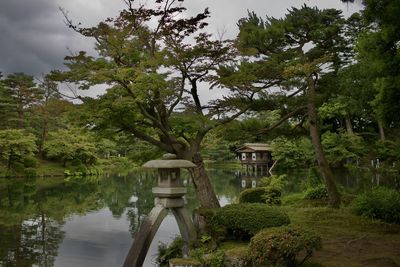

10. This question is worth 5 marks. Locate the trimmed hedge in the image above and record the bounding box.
[303,185,328,200]
[206,204,290,240]
[351,187,400,224]
[248,226,322,267]
[239,188,267,203]
[239,187,281,205]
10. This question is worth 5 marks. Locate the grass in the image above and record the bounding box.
[210,194,400,267]
[169,258,201,266]
[281,199,400,267]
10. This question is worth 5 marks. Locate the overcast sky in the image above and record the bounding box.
[0,0,362,77]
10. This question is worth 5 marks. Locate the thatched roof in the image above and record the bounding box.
[236,143,272,153]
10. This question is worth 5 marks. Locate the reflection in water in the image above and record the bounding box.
[55,209,132,267]
[2,165,395,267]
[0,167,240,267]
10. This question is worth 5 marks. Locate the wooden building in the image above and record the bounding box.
[236,143,274,176]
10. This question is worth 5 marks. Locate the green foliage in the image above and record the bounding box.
[263,189,282,206]
[0,129,37,170]
[351,187,400,224]
[321,131,366,166]
[44,128,97,166]
[260,174,288,192]
[190,246,225,267]
[239,188,268,204]
[201,131,234,162]
[127,141,163,165]
[301,168,323,191]
[318,98,350,119]
[206,204,290,240]
[157,237,184,267]
[248,226,322,267]
[271,137,315,169]
[356,0,400,126]
[303,185,328,200]
[239,187,281,205]
[1,73,41,129]
[24,167,37,178]
[373,140,400,162]
[23,156,38,168]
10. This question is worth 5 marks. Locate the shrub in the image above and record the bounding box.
[239,187,281,205]
[351,187,400,224]
[76,165,88,175]
[264,188,282,205]
[260,174,288,192]
[208,204,290,240]
[239,188,267,204]
[24,167,37,178]
[10,162,25,173]
[303,185,328,200]
[157,237,184,267]
[191,248,225,267]
[23,156,37,168]
[248,226,322,267]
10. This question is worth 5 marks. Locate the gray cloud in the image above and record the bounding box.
[0,0,361,77]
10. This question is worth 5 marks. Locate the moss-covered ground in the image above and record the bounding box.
[285,205,400,267]
[211,194,400,267]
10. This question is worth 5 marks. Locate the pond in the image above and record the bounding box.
[0,167,239,267]
[0,165,398,267]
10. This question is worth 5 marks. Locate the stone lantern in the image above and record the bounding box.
[123,154,197,267]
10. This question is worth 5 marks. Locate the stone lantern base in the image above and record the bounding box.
[123,195,196,267]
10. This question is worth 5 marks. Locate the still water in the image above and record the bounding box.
[0,166,397,267]
[0,168,239,267]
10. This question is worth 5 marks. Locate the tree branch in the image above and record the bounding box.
[257,105,308,134]
[120,123,173,153]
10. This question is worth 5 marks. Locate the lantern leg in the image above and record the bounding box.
[123,204,169,267]
[171,207,197,255]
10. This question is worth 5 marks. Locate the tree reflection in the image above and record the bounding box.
[0,174,148,266]
[0,166,241,266]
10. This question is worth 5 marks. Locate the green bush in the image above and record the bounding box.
[24,167,37,178]
[248,226,322,267]
[239,188,267,203]
[239,187,281,205]
[208,204,290,240]
[157,237,184,267]
[76,165,88,175]
[23,156,37,168]
[351,187,400,224]
[190,247,224,267]
[260,174,288,192]
[303,185,328,200]
[264,188,282,205]
[10,162,25,173]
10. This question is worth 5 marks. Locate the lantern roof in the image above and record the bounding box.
[142,153,196,169]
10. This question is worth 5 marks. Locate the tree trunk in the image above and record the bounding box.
[187,153,220,209]
[378,119,386,141]
[39,120,48,158]
[344,114,354,135]
[307,77,341,208]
